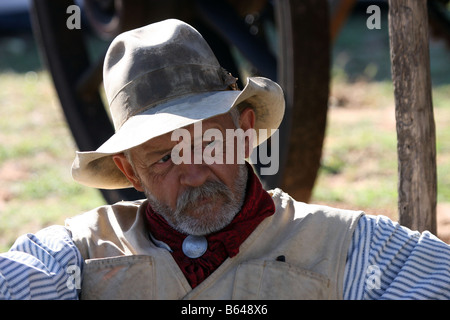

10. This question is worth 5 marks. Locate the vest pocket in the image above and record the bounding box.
[81,255,154,300]
[232,260,331,299]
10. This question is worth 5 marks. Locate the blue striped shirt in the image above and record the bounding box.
[0,226,81,300]
[0,214,449,299]
[344,214,450,299]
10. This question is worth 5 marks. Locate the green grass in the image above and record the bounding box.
[0,72,105,251]
[312,81,400,216]
[311,10,450,221]
[312,80,450,219]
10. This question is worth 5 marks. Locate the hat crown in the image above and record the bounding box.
[103,19,236,130]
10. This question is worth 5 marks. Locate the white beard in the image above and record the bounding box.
[145,164,248,236]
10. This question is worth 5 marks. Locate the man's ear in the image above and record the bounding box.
[112,153,145,192]
[238,108,256,158]
[239,107,255,131]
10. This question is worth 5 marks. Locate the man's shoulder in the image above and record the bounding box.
[268,188,364,221]
[65,199,146,236]
[68,199,145,220]
[266,188,364,245]
[65,199,147,259]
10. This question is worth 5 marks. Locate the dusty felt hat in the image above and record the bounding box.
[71,19,285,189]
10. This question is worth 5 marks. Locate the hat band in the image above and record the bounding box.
[109,64,234,130]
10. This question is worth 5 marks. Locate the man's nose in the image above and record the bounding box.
[178,163,211,188]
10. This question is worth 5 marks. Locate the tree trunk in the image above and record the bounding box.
[388,0,437,233]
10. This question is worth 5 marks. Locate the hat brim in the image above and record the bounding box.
[72,77,285,189]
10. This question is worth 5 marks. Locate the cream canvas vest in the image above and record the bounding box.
[65,189,363,300]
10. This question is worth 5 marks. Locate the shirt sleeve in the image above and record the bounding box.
[344,214,450,299]
[0,225,83,300]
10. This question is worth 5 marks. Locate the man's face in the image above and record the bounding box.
[113,109,255,235]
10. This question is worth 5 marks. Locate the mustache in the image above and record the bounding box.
[175,180,233,212]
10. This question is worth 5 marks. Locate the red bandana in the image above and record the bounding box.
[145,164,275,288]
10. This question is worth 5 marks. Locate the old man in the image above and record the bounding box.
[1,19,449,300]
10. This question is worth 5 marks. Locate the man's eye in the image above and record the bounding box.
[157,154,171,164]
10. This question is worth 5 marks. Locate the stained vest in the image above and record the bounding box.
[65,189,363,299]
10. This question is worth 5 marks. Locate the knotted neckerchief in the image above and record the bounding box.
[145,165,275,288]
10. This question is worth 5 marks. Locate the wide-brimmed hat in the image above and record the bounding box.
[72,19,285,189]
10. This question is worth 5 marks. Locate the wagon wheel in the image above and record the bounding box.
[428,0,450,47]
[30,0,330,204]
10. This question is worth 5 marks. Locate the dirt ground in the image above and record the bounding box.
[321,81,450,244]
